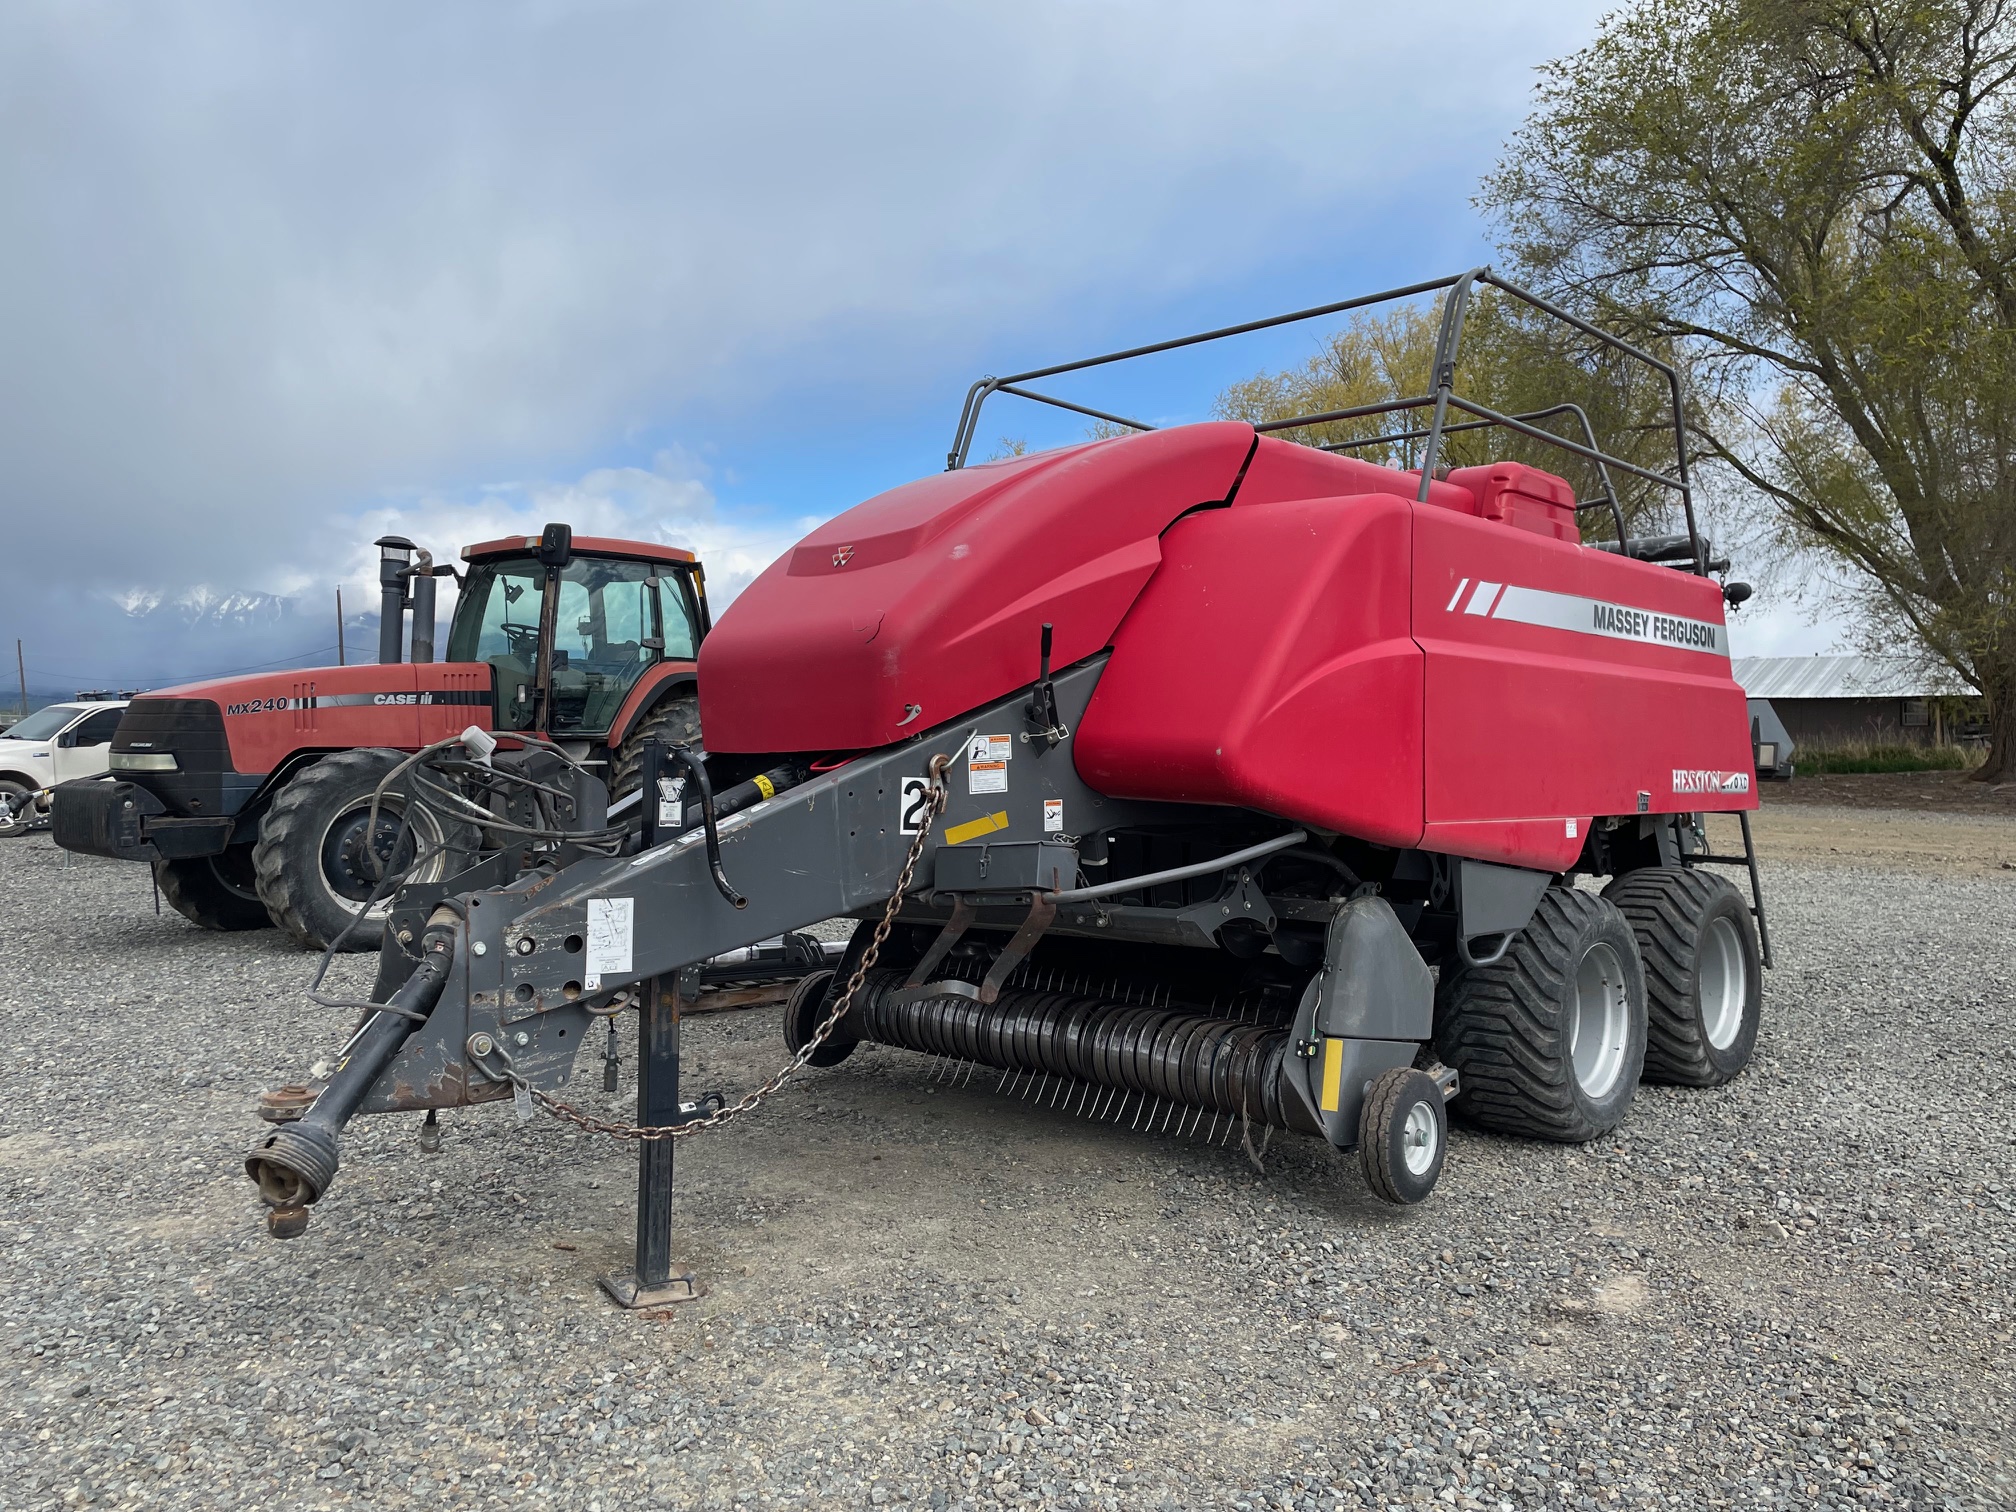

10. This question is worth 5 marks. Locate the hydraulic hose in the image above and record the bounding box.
[669,747,748,910]
[245,919,458,1236]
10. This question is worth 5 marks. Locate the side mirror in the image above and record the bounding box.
[1723,581,1753,607]
[537,523,574,570]
[55,731,76,749]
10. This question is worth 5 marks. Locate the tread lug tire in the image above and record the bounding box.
[251,748,476,953]
[1602,867,1761,1087]
[152,846,271,932]
[1435,888,1647,1143]
[1359,1067,1448,1205]
[611,693,701,799]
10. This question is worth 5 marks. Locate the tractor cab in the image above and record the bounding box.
[446,527,709,738]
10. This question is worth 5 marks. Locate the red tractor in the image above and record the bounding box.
[54,525,709,950]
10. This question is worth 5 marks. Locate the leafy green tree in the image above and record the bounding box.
[1481,0,2016,778]
[1213,293,1691,544]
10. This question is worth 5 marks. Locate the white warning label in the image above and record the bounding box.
[655,775,686,831]
[585,897,635,984]
[968,733,1011,795]
[1043,798,1063,832]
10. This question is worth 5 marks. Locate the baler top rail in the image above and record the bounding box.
[945,267,1706,575]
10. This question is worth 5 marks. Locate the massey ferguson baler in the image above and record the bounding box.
[245,271,1770,1306]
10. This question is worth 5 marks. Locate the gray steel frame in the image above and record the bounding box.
[358,660,1200,1112]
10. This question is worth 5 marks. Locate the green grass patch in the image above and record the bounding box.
[1798,742,1974,775]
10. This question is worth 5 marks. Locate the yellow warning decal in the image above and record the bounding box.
[944,811,1010,846]
[1319,1038,1344,1113]
[752,772,776,800]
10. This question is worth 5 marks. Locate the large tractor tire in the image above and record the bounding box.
[610,691,701,798]
[1435,888,1647,1143]
[252,749,474,953]
[152,846,271,932]
[0,779,36,838]
[1602,867,1761,1087]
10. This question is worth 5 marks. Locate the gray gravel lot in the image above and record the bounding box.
[2,836,2012,1511]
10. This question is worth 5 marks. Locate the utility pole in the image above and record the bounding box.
[336,587,346,666]
[14,639,24,716]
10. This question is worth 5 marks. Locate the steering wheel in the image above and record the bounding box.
[499,622,542,660]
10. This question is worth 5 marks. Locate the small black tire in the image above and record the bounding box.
[252,749,476,952]
[0,778,38,838]
[1435,888,1647,1143]
[1358,1067,1448,1205]
[152,846,272,932]
[1602,867,1762,1087]
[611,692,701,799]
[783,968,858,1067]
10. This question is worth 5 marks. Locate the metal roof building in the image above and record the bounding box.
[1732,655,1976,701]
[1731,655,1978,747]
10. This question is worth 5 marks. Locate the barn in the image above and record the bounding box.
[1732,655,1980,749]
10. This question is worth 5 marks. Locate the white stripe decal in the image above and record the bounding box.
[1444,578,1470,613]
[1463,580,1500,616]
[1485,583,1729,657]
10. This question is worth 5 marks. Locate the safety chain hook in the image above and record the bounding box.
[477,751,952,1142]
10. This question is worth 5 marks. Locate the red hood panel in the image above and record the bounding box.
[699,424,1257,753]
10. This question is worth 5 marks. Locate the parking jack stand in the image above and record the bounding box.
[600,971,705,1309]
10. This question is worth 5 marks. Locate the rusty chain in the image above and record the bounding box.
[482,751,951,1142]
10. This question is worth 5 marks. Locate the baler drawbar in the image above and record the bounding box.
[243,269,1771,1304]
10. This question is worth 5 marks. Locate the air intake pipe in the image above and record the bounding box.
[408,548,437,663]
[375,535,416,664]
[245,913,458,1236]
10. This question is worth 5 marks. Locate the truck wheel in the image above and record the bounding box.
[1435,888,1647,1143]
[610,692,701,797]
[1358,1066,1447,1205]
[252,749,472,953]
[0,779,35,838]
[152,846,271,931]
[1602,867,1761,1087]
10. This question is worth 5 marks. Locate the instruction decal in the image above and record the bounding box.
[968,733,1011,795]
[585,897,635,989]
[655,775,686,832]
[1043,798,1064,833]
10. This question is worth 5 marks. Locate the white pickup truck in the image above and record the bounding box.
[0,700,130,836]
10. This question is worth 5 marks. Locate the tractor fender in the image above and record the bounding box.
[605,663,699,748]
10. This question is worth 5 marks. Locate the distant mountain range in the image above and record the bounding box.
[17,586,382,702]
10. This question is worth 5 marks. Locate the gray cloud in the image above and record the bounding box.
[0,0,1610,688]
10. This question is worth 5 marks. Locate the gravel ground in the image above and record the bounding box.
[2,835,2013,1511]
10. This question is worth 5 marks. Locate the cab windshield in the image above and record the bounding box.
[447,556,697,734]
[3,705,85,742]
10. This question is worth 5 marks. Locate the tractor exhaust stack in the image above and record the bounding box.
[375,534,416,664]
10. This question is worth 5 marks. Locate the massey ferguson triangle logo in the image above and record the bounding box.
[831,545,855,567]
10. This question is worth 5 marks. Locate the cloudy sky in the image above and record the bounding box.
[0,0,1828,696]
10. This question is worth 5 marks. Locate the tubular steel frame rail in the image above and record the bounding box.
[945,267,1706,575]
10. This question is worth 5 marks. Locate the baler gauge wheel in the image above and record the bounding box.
[1358,1067,1447,1205]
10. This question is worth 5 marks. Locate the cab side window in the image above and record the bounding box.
[67,709,124,747]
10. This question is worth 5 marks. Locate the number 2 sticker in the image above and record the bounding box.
[898,777,932,834]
